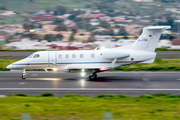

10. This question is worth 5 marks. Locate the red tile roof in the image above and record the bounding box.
[172,39,180,45]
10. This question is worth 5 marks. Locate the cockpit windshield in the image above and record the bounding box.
[33,54,40,58]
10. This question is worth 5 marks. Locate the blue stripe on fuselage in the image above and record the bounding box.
[12,61,141,65]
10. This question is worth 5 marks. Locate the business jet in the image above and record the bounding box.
[7,26,170,80]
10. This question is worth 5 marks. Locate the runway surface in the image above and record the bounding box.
[0,51,180,59]
[0,71,180,96]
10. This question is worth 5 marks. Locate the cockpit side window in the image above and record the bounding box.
[33,54,40,58]
[28,54,34,58]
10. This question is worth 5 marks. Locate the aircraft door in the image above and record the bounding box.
[48,51,57,67]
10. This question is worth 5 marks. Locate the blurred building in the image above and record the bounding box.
[0,36,6,45]
[171,39,180,49]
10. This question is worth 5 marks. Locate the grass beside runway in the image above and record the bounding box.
[0,59,18,71]
[1,58,180,71]
[1,94,180,120]
[113,58,180,71]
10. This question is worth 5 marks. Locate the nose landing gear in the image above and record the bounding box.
[22,69,27,80]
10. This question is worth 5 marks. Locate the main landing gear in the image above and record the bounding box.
[22,69,27,79]
[89,72,97,80]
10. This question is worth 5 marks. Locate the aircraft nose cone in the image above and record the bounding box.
[7,64,13,69]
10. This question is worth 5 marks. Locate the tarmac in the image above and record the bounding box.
[0,71,179,96]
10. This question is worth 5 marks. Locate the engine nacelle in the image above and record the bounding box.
[101,50,130,60]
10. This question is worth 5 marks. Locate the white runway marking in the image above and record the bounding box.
[1,88,180,91]
[31,74,38,76]
[104,72,180,74]
[19,82,26,85]
[0,71,180,74]
[177,79,180,80]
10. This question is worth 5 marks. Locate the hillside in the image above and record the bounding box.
[0,0,92,12]
[0,0,175,14]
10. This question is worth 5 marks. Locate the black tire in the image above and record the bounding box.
[89,74,97,80]
[93,72,97,77]
[22,75,26,79]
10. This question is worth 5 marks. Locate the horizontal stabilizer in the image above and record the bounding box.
[146,26,171,30]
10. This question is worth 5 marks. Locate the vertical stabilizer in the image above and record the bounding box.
[132,26,171,52]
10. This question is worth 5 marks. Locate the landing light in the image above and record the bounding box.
[29,29,35,33]
[82,69,85,72]
[81,72,86,77]
[53,68,58,71]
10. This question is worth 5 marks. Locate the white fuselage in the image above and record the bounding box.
[7,49,156,72]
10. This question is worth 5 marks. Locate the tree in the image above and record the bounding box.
[53,18,64,25]
[118,27,128,36]
[56,34,64,41]
[68,15,76,21]
[54,6,67,16]
[71,28,78,33]
[99,21,110,29]
[0,7,7,10]
[44,34,56,42]
[88,34,96,42]
[23,22,42,31]
[86,4,92,8]
[123,36,128,39]
[69,33,75,42]
[54,25,67,31]
[22,33,42,40]
[46,8,51,14]
[160,34,175,41]
[101,29,114,35]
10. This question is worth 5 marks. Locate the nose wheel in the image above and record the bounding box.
[22,69,27,80]
[89,72,97,80]
[22,74,26,79]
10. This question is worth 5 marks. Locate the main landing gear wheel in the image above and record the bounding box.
[89,73,97,80]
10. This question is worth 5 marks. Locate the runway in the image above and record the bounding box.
[0,71,180,96]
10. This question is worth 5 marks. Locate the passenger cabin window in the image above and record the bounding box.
[91,54,95,58]
[33,54,40,58]
[72,54,76,58]
[58,54,62,59]
[80,54,83,58]
[65,54,69,58]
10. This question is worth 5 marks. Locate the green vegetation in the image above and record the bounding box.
[113,58,180,71]
[0,0,92,12]
[1,93,180,119]
[155,48,180,51]
[0,16,24,25]
[0,59,18,71]
[0,58,180,71]
[41,93,55,97]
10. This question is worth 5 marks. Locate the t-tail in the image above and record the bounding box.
[132,26,171,52]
